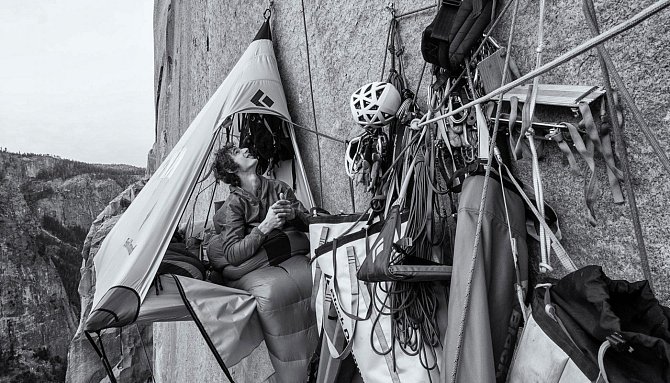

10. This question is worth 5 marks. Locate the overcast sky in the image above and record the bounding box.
[0,1,155,167]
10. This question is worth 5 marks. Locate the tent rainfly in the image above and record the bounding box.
[83,18,313,382]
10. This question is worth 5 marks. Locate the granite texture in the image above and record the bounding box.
[494,0,670,302]
[146,0,669,380]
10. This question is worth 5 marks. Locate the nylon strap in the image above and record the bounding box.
[321,281,355,360]
[598,98,625,203]
[331,239,373,321]
[546,129,580,175]
[501,163,578,272]
[562,122,598,225]
[310,227,331,311]
[578,102,624,180]
[512,85,534,159]
[508,96,520,158]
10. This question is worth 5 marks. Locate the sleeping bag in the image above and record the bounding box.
[225,255,318,382]
[208,228,310,281]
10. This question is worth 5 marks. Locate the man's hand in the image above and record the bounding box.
[272,193,296,220]
[258,200,287,234]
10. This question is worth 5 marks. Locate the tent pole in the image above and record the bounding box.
[171,275,236,383]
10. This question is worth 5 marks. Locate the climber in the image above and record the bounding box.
[208,142,310,273]
[207,142,318,382]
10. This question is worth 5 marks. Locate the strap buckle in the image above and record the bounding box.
[606,332,633,353]
[442,0,462,6]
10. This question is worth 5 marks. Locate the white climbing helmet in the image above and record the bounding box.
[350,82,402,128]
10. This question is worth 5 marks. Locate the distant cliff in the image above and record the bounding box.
[0,151,144,382]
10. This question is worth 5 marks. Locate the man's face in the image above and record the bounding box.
[230,146,257,172]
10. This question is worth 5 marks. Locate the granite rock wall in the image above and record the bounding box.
[148,0,669,380]
[152,0,669,296]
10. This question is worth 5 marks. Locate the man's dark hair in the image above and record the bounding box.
[212,143,241,187]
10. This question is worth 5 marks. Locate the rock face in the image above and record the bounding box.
[65,180,154,383]
[0,152,144,382]
[147,0,670,379]
[152,0,670,295]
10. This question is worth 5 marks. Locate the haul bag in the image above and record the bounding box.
[507,309,591,383]
[509,266,670,383]
[309,214,441,383]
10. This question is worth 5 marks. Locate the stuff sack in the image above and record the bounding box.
[158,242,205,280]
[508,266,670,383]
[421,0,494,73]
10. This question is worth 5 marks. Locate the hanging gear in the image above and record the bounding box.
[421,0,495,74]
[344,134,365,178]
[239,113,295,174]
[350,82,402,128]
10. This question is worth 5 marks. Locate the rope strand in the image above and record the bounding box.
[300,0,325,208]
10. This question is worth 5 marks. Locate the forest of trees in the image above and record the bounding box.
[34,157,144,186]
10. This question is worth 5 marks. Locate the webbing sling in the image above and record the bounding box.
[546,128,580,176]
[512,86,534,160]
[330,240,373,322]
[508,96,520,160]
[310,227,330,312]
[578,103,624,181]
[498,157,578,273]
[578,101,624,207]
[562,122,599,225]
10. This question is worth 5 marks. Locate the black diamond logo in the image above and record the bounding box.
[251,89,274,108]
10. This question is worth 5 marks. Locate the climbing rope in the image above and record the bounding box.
[300,0,325,208]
